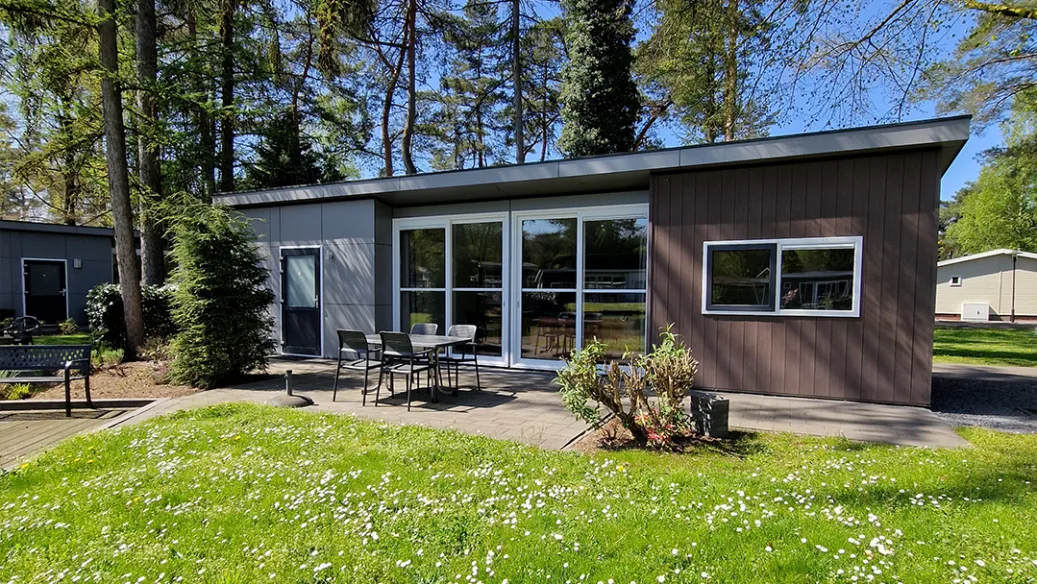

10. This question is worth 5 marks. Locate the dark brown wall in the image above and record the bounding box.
[648,149,941,406]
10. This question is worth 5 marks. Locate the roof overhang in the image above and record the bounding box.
[216,116,971,209]
[0,220,114,237]
[938,248,1037,267]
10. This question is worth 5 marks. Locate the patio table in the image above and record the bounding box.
[365,333,470,402]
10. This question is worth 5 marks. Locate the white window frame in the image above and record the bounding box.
[949,275,962,287]
[511,204,649,369]
[393,212,510,366]
[701,235,863,318]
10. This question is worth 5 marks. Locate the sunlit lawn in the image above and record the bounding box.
[2,404,1036,583]
[933,327,1037,367]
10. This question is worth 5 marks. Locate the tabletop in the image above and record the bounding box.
[365,333,470,349]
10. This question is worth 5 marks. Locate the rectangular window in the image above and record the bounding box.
[703,236,862,317]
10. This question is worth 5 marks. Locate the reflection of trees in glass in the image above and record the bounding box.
[453,223,503,288]
[522,219,577,287]
[710,248,771,305]
[584,218,647,288]
[401,229,445,288]
[780,248,854,310]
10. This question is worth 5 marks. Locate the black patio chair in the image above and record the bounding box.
[3,316,40,345]
[439,324,481,391]
[409,323,438,336]
[379,331,438,411]
[333,329,382,404]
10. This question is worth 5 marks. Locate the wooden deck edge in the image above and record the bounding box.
[0,398,156,411]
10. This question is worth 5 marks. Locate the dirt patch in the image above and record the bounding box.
[570,417,760,457]
[29,361,198,401]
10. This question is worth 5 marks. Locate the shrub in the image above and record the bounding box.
[91,346,125,371]
[166,196,274,389]
[556,327,699,449]
[86,283,176,348]
[0,383,32,400]
[59,318,78,335]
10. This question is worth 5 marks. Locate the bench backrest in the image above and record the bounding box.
[0,345,91,372]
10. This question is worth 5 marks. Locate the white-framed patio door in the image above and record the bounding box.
[393,213,510,366]
[510,205,650,369]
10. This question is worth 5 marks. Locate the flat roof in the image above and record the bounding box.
[938,248,1037,267]
[0,220,114,237]
[216,116,971,209]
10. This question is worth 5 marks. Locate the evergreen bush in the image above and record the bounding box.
[167,197,274,388]
[86,283,176,347]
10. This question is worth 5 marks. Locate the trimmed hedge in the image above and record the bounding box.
[85,283,177,347]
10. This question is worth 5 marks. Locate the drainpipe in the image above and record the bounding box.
[1011,250,1018,323]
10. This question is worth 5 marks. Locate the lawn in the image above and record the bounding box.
[33,333,92,345]
[933,327,1037,367]
[2,405,1036,583]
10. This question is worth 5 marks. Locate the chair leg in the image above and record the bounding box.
[406,374,413,411]
[64,367,71,418]
[362,366,370,397]
[474,354,481,391]
[333,353,342,402]
[372,368,384,407]
[85,371,93,406]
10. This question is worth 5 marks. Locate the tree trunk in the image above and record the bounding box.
[187,9,217,198]
[400,0,417,175]
[723,0,738,141]
[380,41,406,176]
[98,0,145,358]
[219,0,236,192]
[512,0,524,164]
[58,112,78,226]
[137,0,164,286]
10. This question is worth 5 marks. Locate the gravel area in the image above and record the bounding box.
[931,363,1037,433]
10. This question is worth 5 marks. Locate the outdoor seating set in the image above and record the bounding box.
[0,316,92,417]
[332,324,482,411]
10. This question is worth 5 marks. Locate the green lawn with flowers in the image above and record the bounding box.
[2,404,1036,583]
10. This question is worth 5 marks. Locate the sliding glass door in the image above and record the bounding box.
[395,214,508,365]
[512,206,648,368]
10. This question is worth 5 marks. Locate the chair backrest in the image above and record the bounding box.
[409,323,438,336]
[447,324,476,341]
[336,329,369,356]
[380,331,416,358]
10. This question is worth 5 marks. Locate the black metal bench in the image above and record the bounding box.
[0,345,92,417]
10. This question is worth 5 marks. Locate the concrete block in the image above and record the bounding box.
[688,389,729,438]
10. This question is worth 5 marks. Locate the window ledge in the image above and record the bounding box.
[703,309,860,318]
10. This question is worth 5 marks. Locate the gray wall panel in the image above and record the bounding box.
[322,200,375,242]
[323,242,375,306]
[20,232,66,259]
[279,203,323,243]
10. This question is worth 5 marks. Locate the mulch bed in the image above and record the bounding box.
[28,361,198,401]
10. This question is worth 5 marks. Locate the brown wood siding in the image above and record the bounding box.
[648,149,941,406]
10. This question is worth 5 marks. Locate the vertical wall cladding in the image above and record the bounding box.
[648,149,941,406]
[241,199,379,358]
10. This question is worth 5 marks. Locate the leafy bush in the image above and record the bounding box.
[59,318,78,335]
[91,346,125,371]
[167,197,274,389]
[556,327,699,449]
[0,382,32,400]
[86,283,176,348]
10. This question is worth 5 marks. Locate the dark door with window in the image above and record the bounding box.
[23,260,67,324]
[281,248,321,355]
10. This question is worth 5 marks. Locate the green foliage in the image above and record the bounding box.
[944,152,1037,256]
[556,327,698,449]
[90,346,124,371]
[166,196,274,389]
[0,382,32,400]
[85,283,176,348]
[58,318,78,335]
[557,0,639,157]
[242,111,344,190]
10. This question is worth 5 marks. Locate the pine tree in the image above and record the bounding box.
[557,0,639,157]
[243,112,342,189]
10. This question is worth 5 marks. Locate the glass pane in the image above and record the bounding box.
[709,247,773,307]
[453,222,503,288]
[400,228,445,288]
[521,218,577,289]
[400,291,445,333]
[520,291,577,359]
[285,255,316,308]
[584,293,646,361]
[28,264,63,295]
[584,218,647,290]
[780,248,855,311]
[453,291,503,356]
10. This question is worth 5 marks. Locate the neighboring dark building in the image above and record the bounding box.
[0,220,114,325]
[217,116,970,407]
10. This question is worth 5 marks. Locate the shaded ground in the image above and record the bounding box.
[931,363,1037,433]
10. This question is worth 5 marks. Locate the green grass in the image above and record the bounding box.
[933,327,1037,367]
[34,333,92,345]
[2,404,1036,583]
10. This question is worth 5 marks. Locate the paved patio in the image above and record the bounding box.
[112,358,968,449]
